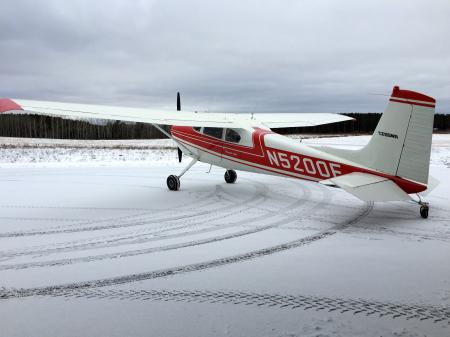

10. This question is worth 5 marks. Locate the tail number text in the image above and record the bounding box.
[266,150,341,178]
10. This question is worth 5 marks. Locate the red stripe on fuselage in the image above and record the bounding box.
[174,137,320,182]
[171,126,426,194]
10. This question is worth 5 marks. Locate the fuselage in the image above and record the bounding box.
[171,126,426,194]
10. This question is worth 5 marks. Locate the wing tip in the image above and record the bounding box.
[0,98,23,113]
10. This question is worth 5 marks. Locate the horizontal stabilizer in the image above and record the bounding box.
[420,175,440,196]
[320,172,411,202]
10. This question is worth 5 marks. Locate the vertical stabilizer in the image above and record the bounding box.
[358,86,435,184]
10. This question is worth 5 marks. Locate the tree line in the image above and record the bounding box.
[0,113,449,139]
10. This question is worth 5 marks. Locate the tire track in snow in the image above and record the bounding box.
[0,177,315,268]
[0,175,304,259]
[0,201,373,296]
[0,181,224,214]
[0,183,260,238]
[46,288,450,324]
[0,178,262,237]
[0,181,316,270]
[0,180,273,259]
[0,205,158,211]
[344,227,450,243]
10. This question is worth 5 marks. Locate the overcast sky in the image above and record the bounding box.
[1,0,449,112]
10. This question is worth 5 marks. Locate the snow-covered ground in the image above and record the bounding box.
[1,134,449,168]
[0,135,449,337]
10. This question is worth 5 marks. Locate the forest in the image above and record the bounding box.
[0,113,449,139]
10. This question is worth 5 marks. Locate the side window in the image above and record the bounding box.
[193,126,201,132]
[225,129,241,143]
[203,127,223,139]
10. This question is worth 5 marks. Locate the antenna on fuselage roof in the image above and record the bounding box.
[368,92,389,97]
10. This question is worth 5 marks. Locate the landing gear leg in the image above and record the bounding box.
[416,194,429,219]
[167,158,198,191]
[224,169,237,184]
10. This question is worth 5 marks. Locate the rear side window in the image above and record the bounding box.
[225,129,241,143]
[193,127,201,132]
[203,127,223,139]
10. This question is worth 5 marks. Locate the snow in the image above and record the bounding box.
[0,137,177,167]
[0,134,449,337]
[1,134,449,168]
[0,136,176,149]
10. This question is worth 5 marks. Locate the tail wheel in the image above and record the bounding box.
[224,170,237,184]
[167,175,180,191]
[420,205,429,219]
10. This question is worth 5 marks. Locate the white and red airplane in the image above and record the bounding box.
[0,86,437,218]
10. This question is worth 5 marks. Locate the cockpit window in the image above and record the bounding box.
[225,129,241,143]
[203,127,223,139]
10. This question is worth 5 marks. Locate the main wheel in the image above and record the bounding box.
[420,205,429,219]
[224,170,237,184]
[167,175,180,191]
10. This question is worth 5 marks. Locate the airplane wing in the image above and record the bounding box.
[0,98,353,129]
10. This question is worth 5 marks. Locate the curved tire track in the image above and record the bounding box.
[0,184,245,238]
[0,181,275,259]
[0,201,373,296]
[0,179,316,270]
[0,176,312,260]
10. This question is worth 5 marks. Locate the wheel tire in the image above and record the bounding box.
[420,205,429,219]
[167,175,180,191]
[224,170,237,184]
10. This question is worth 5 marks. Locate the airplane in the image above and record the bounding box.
[0,86,437,218]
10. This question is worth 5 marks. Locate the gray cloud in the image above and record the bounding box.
[1,0,449,112]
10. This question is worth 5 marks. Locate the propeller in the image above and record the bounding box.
[176,92,182,163]
[177,147,183,163]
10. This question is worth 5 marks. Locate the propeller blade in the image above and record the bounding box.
[177,147,183,163]
[176,92,182,162]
